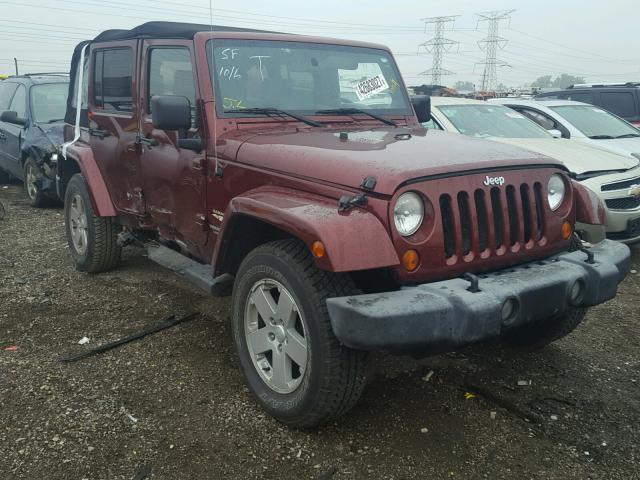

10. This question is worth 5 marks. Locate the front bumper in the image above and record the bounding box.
[327,240,631,353]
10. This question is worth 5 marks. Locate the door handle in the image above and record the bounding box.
[135,134,158,148]
[88,127,111,139]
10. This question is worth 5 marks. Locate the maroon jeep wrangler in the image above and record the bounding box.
[59,22,630,427]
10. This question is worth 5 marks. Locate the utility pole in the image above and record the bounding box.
[14,57,19,76]
[475,10,514,91]
[418,16,459,86]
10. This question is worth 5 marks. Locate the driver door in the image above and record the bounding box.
[2,84,27,178]
[138,40,209,260]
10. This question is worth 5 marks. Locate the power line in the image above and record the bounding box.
[475,10,514,91]
[418,16,459,85]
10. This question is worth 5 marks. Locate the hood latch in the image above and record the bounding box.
[338,193,368,212]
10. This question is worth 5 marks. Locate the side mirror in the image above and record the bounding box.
[1,110,27,127]
[411,96,431,124]
[549,129,563,139]
[151,95,191,131]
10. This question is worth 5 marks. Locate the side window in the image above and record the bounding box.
[93,48,133,113]
[148,47,196,112]
[0,82,18,111]
[564,92,592,104]
[600,91,637,118]
[518,108,556,130]
[8,84,26,117]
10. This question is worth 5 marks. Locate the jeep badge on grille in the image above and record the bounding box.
[483,175,506,186]
[629,184,640,198]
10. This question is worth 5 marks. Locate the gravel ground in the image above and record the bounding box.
[1,183,639,480]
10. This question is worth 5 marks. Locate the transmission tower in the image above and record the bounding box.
[418,16,459,85]
[475,10,514,91]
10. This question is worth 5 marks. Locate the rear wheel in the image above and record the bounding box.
[64,173,121,272]
[231,239,369,428]
[23,158,49,207]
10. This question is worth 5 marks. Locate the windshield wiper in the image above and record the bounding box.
[588,135,616,139]
[315,108,397,126]
[224,107,322,127]
[615,133,640,139]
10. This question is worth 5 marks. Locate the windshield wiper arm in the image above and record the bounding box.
[615,133,640,139]
[588,135,616,139]
[224,107,322,127]
[315,108,397,126]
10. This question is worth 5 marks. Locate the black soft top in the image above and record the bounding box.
[93,21,281,42]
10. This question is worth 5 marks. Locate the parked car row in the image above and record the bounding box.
[0,21,634,428]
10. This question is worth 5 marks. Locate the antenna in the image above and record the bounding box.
[475,10,514,91]
[418,16,459,85]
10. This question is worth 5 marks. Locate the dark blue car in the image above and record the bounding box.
[0,73,69,206]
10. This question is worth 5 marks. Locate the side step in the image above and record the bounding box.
[146,243,233,296]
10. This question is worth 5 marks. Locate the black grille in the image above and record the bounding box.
[601,177,640,192]
[440,182,545,259]
[605,197,640,210]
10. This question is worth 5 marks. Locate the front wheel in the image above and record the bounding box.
[23,157,50,207]
[231,239,369,428]
[64,173,121,273]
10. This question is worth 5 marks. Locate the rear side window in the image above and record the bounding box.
[9,84,26,117]
[600,91,637,118]
[0,82,18,111]
[148,48,196,110]
[93,48,133,113]
[563,92,593,104]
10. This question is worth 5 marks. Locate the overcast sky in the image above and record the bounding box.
[1,0,638,88]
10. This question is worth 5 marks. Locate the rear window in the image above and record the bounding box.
[600,91,638,119]
[93,48,133,113]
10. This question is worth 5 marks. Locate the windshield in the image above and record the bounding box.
[207,40,412,117]
[30,83,69,123]
[437,104,552,138]
[550,105,640,139]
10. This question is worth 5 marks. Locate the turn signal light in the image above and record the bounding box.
[561,221,573,240]
[402,249,420,272]
[311,241,325,259]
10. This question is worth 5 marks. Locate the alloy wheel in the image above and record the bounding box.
[244,279,309,394]
[69,194,89,255]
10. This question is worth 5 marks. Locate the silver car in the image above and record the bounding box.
[489,98,640,159]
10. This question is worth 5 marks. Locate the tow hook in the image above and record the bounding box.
[574,234,596,264]
[338,193,368,212]
[462,272,481,293]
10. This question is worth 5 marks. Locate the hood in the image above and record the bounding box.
[490,137,640,176]
[582,136,640,159]
[21,122,65,164]
[228,127,559,195]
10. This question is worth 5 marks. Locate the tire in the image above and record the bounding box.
[502,307,588,348]
[231,239,369,428]
[23,157,50,208]
[64,173,121,273]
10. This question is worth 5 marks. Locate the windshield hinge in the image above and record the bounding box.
[338,193,368,212]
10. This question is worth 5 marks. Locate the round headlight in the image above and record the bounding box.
[394,192,424,237]
[547,174,566,211]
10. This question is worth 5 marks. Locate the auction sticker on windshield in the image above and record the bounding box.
[355,74,389,101]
